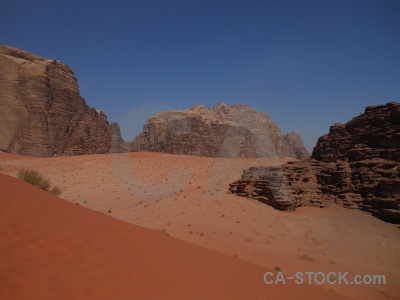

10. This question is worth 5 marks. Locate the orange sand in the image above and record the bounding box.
[1,152,399,299]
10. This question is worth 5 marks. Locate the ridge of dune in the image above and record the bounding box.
[0,173,352,300]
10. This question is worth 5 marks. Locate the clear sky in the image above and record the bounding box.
[1,0,399,152]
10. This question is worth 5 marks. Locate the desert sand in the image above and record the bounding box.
[1,151,399,299]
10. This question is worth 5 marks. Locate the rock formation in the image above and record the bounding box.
[0,45,125,157]
[229,160,325,211]
[132,103,309,159]
[230,102,400,223]
[312,102,400,222]
[312,102,400,162]
[284,132,310,161]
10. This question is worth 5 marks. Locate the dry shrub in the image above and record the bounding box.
[17,168,62,196]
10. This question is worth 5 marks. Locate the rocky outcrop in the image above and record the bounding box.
[312,102,400,162]
[0,45,125,156]
[315,158,399,222]
[132,103,309,159]
[228,160,325,211]
[311,102,400,222]
[230,102,400,223]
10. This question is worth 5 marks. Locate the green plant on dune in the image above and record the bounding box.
[17,168,62,196]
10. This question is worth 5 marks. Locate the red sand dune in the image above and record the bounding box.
[0,173,352,300]
[2,152,400,299]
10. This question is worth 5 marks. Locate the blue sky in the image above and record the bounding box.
[1,0,399,152]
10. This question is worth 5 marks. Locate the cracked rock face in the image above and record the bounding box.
[228,160,325,211]
[230,102,400,223]
[312,102,400,162]
[132,103,309,159]
[0,45,125,157]
[311,102,400,223]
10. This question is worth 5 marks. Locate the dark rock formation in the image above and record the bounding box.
[0,45,125,157]
[230,102,400,223]
[311,102,400,222]
[229,160,325,211]
[312,102,400,162]
[314,158,400,221]
[132,103,308,159]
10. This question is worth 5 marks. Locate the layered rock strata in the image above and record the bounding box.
[313,102,400,162]
[228,160,325,211]
[312,102,400,222]
[0,45,125,157]
[132,104,309,159]
[230,102,400,223]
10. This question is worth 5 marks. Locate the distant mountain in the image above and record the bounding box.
[0,45,307,159]
[132,103,309,159]
[0,45,125,156]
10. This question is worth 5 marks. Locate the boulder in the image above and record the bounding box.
[229,160,325,211]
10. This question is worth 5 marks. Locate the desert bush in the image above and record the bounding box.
[50,185,62,196]
[17,168,62,196]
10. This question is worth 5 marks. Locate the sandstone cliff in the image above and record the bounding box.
[131,103,309,159]
[0,45,125,156]
[230,102,400,223]
[312,102,400,162]
[229,161,325,211]
[312,102,400,222]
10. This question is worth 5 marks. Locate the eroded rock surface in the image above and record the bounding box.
[132,103,308,159]
[311,102,400,222]
[229,160,325,211]
[312,102,400,162]
[230,102,400,223]
[0,45,125,157]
